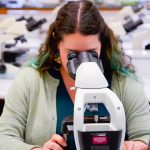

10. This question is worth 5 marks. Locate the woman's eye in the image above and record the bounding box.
[89,49,96,52]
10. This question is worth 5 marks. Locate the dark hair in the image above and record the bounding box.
[30,0,135,78]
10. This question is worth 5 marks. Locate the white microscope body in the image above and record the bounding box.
[73,62,126,150]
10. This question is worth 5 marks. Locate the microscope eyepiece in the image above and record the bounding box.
[67,52,78,60]
[67,51,103,80]
[90,50,98,58]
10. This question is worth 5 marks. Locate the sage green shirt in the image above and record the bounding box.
[0,67,150,150]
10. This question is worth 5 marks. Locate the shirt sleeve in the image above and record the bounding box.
[123,77,150,144]
[0,68,41,150]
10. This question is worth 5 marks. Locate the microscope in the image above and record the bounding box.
[0,16,47,73]
[63,51,126,150]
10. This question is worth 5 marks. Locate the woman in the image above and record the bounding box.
[0,1,150,150]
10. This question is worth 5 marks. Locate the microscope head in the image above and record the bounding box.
[67,51,108,89]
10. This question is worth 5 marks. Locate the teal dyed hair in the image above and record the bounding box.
[111,50,135,77]
[109,42,135,78]
[27,21,58,73]
[27,50,51,71]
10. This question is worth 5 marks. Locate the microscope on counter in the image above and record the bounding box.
[108,5,150,50]
[118,6,144,33]
[0,16,46,74]
[62,51,126,150]
[119,6,150,50]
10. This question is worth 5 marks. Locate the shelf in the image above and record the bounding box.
[0,5,122,14]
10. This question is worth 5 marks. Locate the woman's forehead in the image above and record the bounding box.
[59,33,100,51]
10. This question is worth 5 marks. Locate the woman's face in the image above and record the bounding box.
[58,32,101,72]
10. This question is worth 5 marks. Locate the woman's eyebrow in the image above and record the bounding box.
[66,49,76,52]
[66,48,98,51]
[66,49,75,51]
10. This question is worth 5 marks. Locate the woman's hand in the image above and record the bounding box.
[32,134,67,150]
[123,141,148,150]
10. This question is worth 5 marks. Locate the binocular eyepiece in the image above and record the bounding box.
[67,50,103,79]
